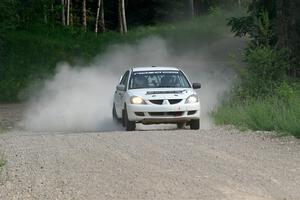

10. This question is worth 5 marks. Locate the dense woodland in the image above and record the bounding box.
[0,0,299,94]
[0,0,250,102]
[0,0,299,73]
[0,0,249,33]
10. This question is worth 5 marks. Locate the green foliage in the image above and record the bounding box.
[228,15,253,37]
[218,0,300,136]
[213,39,298,137]
[228,0,300,77]
[229,10,273,47]
[253,11,272,46]
[235,46,290,98]
[0,0,18,32]
[274,82,297,103]
[0,0,247,32]
[228,0,276,42]
[212,89,300,137]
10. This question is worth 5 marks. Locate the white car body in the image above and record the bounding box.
[113,66,201,130]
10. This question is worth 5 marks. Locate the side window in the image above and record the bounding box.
[120,71,129,87]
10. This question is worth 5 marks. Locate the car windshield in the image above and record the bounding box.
[129,70,191,89]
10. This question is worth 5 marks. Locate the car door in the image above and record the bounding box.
[114,70,130,117]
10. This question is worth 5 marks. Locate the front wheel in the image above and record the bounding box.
[124,107,136,131]
[177,122,185,129]
[112,104,118,123]
[190,119,200,130]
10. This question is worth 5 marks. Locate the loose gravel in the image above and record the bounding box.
[0,104,299,200]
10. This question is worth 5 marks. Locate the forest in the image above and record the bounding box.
[0,0,247,33]
[0,0,299,136]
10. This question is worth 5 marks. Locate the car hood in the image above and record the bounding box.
[127,88,196,100]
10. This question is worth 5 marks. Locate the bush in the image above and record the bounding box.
[212,90,300,137]
[213,45,299,137]
[235,46,290,99]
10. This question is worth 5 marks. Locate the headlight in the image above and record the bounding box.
[130,96,146,104]
[185,95,198,104]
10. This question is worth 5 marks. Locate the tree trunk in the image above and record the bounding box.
[100,0,105,32]
[95,0,101,33]
[83,0,87,31]
[62,0,65,25]
[190,0,195,17]
[70,0,73,25]
[118,0,122,32]
[121,0,127,33]
[66,0,70,26]
[118,0,123,33]
[44,4,48,24]
[118,0,127,33]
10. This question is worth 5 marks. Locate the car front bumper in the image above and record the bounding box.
[126,102,200,124]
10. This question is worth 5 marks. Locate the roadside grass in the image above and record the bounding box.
[212,92,300,138]
[0,8,243,102]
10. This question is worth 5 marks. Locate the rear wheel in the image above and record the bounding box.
[177,122,185,129]
[190,119,200,130]
[124,107,136,131]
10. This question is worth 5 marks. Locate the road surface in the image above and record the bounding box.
[0,104,299,200]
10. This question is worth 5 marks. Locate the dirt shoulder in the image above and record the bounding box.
[0,104,25,131]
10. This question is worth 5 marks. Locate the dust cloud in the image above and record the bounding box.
[21,37,245,132]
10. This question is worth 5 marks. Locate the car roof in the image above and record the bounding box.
[131,66,179,72]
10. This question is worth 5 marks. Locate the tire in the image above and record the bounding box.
[177,122,185,129]
[122,110,125,127]
[124,107,136,131]
[112,104,118,123]
[190,119,200,130]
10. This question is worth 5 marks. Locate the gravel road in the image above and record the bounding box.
[0,104,300,200]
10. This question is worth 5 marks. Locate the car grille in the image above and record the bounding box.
[149,100,164,105]
[149,99,182,105]
[168,99,182,104]
[149,112,184,117]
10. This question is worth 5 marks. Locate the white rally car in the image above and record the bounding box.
[113,66,201,131]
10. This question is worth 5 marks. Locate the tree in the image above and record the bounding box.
[100,0,105,32]
[118,0,127,33]
[0,0,19,32]
[190,0,195,17]
[66,0,70,26]
[228,0,299,77]
[82,0,87,31]
[61,0,65,25]
[276,0,300,77]
[228,0,277,47]
[95,0,105,33]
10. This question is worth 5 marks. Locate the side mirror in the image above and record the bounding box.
[116,84,126,91]
[192,83,201,89]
